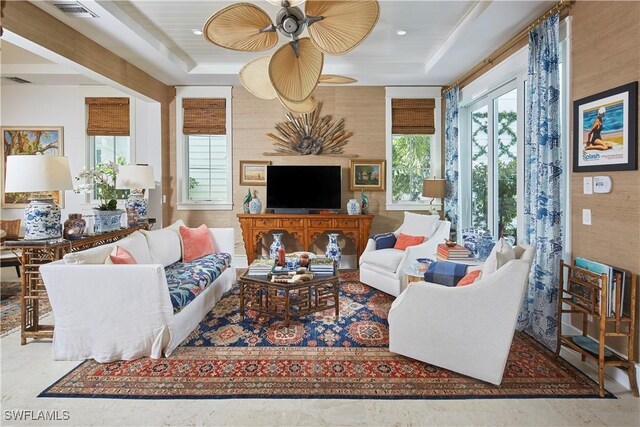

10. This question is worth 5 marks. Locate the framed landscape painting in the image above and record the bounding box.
[573,81,638,172]
[349,159,386,191]
[1,126,65,208]
[239,160,271,186]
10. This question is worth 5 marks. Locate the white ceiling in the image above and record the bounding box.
[2,0,555,87]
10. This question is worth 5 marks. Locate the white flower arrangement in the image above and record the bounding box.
[74,161,120,210]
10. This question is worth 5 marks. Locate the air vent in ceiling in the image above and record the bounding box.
[4,77,32,84]
[53,2,98,18]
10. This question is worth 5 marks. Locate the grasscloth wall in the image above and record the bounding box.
[169,86,405,259]
[570,1,640,360]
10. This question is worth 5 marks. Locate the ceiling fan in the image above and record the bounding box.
[203,0,379,113]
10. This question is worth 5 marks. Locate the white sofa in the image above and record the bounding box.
[359,213,451,296]
[388,244,535,385]
[39,222,236,362]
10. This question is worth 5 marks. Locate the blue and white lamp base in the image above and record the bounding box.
[24,198,62,240]
[125,191,148,227]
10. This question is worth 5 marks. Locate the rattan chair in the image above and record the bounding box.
[1,219,22,277]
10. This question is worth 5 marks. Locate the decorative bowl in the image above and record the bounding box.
[444,239,457,247]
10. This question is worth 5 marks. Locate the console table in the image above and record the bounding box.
[5,227,141,344]
[237,214,373,265]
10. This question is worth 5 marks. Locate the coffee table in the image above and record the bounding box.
[239,270,340,327]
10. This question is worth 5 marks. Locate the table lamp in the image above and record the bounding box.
[4,154,74,240]
[116,164,155,227]
[422,178,446,216]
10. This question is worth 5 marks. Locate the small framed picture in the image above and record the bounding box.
[239,160,271,186]
[573,81,638,172]
[349,159,386,191]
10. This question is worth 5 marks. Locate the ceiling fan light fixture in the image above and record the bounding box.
[267,0,305,7]
[192,29,203,35]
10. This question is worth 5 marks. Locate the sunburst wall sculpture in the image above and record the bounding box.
[265,103,352,156]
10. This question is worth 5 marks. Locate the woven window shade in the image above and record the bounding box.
[182,98,226,135]
[391,98,436,135]
[86,98,130,136]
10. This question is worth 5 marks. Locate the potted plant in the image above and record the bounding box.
[75,161,124,233]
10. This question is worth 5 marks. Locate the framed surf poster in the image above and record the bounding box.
[573,81,638,172]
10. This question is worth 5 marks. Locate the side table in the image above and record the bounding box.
[5,227,141,345]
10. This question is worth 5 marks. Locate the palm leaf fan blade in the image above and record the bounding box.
[269,38,323,103]
[305,0,380,55]
[319,74,358,84]
[278,95,317,114]
[203,3,278,52]
[239,56,277,99]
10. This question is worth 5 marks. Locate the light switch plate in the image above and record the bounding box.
[582,209,592,225]
[583,177,593,194]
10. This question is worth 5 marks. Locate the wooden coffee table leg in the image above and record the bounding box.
[285,289,290,327]
[334,281,339,320]
[240,282,245,322]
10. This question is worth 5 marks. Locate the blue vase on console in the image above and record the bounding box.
[476,231,495,261]
[325,233,342,267]
[269,232,284,260]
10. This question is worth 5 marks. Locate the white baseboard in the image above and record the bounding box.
[560,321,640,391]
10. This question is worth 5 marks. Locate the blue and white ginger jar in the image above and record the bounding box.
[24,199,62,240]
[249,196,262,214]
[347,199,360,215]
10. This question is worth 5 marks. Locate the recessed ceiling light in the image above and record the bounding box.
[396,30,407,36]
[192,29,203,35]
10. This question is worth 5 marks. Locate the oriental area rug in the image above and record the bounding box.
[1,280,52,337]
[40,272,611,400]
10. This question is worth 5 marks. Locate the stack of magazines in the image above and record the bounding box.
[247,258,275,275]
[309,257,335,274]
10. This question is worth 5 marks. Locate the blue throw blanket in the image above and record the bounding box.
[424,261,468,287]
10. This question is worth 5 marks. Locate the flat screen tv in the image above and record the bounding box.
[266,165,341,212]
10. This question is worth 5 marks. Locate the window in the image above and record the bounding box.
[391,134,432,201]
[177,87,232,210]
[90,135,131,200]
[187,135,228,201]
[385,87,442,210]
[86,97,133,201]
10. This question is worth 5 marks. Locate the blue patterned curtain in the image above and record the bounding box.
[516,14,563,350]
[444,86,460,232]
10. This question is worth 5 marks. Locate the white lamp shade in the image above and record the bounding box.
[116,165,155,189]
[4,155,73,192]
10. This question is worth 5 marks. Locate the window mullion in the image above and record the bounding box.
[487,100,496,237]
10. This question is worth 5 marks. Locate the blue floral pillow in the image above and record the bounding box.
[372,232,397,250]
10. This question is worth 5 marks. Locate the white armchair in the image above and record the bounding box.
[359,212,451,296]
[388,244,535,385]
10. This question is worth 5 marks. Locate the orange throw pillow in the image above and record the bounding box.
[393,233,426,251]
[179,225,215,262]
[457,269,482,287]
[109,246,137,264]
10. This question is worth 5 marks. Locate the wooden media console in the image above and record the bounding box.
[237,213,373,265]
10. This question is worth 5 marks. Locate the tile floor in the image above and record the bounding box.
[1,271,639,426]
